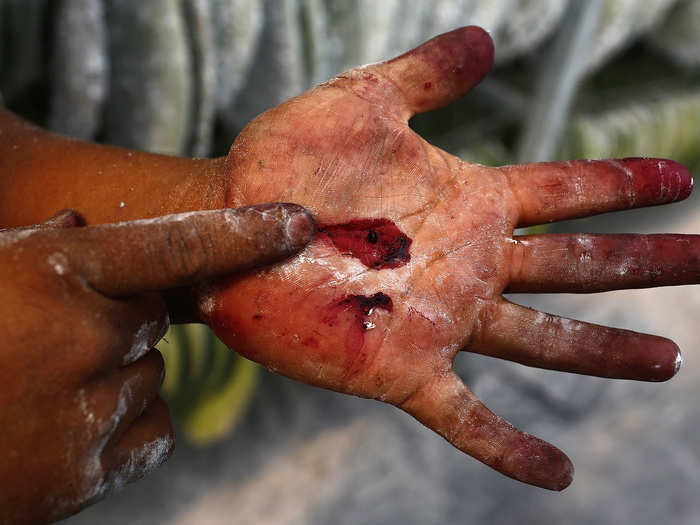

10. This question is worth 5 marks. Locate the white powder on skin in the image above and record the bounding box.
[0,227,37,248]
[104,434,173,490]
[122,314,169,365]
[47,252,70,276]
[75,377,133,506]
[67,378,172,513]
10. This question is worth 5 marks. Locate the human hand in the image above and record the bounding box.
[202,27,697,490]
[0,204,313,523]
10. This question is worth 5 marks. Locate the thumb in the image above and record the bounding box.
[372,26,494,120]
[36,203,314,296]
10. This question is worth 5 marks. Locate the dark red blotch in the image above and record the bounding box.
[318,218,412,269]
[322,292,394,377]
[326,292,394,321]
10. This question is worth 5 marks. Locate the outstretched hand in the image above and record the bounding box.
[203,27,696,490]
[0,204,313,523]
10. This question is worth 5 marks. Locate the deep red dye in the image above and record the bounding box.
[302,336,320,348]
[322,292,394,376]
[619,158,693,203]
[317,218,412,269]
[323,292,394,326]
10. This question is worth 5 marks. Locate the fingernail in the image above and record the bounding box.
[284,206,315,250]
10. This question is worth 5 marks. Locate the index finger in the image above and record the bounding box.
[38,203,314,296]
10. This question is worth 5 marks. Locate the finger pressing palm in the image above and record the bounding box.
[202,27,696,490]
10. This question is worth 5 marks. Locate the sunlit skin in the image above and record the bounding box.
[0,27,698,502]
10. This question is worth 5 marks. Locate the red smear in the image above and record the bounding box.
[318,218,412,269]
[322,293,393,377]
[408,306,436,326]
[302,336,320,349]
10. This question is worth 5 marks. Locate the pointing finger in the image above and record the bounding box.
[35,203,315,296]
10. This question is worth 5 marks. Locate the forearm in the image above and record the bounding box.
[0,107,226,227]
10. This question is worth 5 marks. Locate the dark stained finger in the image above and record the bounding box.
[502,158,693,226]
[351,26,494,120]
[470,300,682,382]
[399,372,573,490]
[507,233,700,293]
[37,203,314,296]
[104,396,174,490]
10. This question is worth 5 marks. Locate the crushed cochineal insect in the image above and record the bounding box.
[317,218,412,269]
[321,292,394,376]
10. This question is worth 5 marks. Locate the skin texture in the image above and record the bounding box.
[203,28,693,490]
[0,205,313,524]
[0,27,697,501]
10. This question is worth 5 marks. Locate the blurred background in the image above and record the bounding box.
[2,0,700,523]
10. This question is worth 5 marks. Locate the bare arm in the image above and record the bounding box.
[0,108,225,227]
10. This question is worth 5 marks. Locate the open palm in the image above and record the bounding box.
[202,27,694,490]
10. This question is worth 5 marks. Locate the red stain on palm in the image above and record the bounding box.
[302,336,320,349]
[322,292,393,376]
[318,218,412,269]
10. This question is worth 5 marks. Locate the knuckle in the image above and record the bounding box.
[162,222,214,283]
[64,317,117,375]
[122,309,169,367]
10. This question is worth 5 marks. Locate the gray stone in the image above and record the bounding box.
[225,0,304,132]
[649,0,700,68]
[585,0,677,73]
[1,0,48,101]
[48,0,108,140]
[210,0,263,113]
[183,0,217,156]
[491,0,567,63]
[103,0,192,155]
